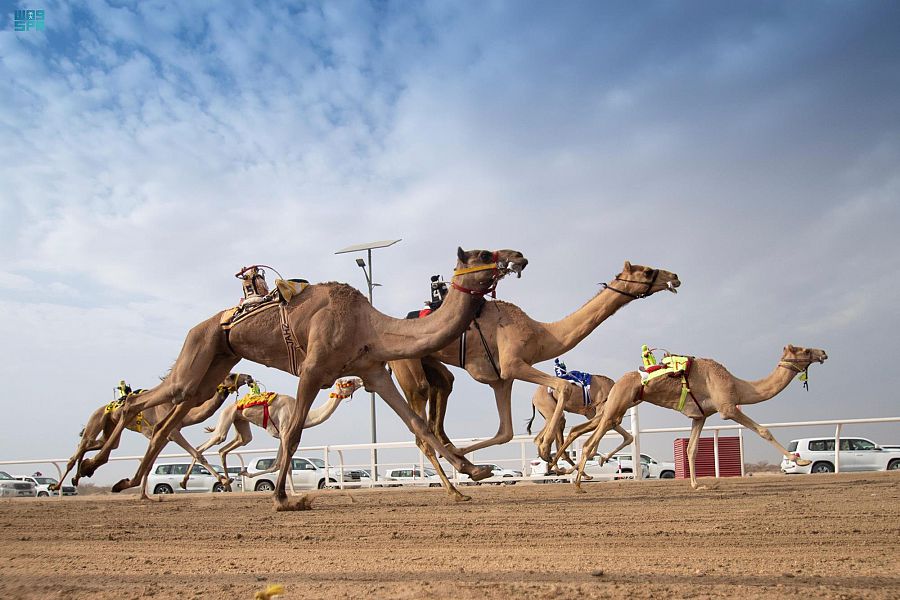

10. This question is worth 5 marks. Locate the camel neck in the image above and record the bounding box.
[736,359,809,405]
[538,288,632,358]
[305,394,344,427]
[372,286,483,361]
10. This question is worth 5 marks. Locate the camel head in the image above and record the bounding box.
[607,261,681,298]
[333,377,364,399]
[222,373,255,394]
[453,247,528,296]
[781,345,828,367]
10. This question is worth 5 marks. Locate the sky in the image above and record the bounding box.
[1,1,899,484]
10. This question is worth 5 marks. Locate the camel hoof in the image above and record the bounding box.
[582,473,593,481]
[111,479,131,493]
[468,465,494,482]
[574,485,587,494]
[451,493,472,503]
[275,494,313,511]
[79,460,97,478]
[179,481,188,490]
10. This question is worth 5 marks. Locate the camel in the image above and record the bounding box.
[552,344,828,491]
[391,261,680,500]
[54,373,253,498]
[187,377,364,492]
[525,372,618,475]
[77,247,528,511]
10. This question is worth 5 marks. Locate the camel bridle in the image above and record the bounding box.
[779,355,815,391]
[450,252,503,298]
[600,269,660,300]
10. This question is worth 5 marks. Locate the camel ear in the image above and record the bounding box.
[623,260,632,271]
[785,344,796,352]
[457,247,467,262]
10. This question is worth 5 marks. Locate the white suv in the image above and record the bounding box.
[781,437,900,474]
[146,463,229,494]
[15,475,78,497]
[0,470,36,497]
[245,456,341,492]
[382,467,442,487]
[611,453,675,479]
[528,455,644,482]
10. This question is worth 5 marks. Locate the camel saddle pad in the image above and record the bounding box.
[640,356,691,385]
[275,278,308,303]
[236,392,278,411]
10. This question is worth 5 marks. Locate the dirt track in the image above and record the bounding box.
[1,472,898,599]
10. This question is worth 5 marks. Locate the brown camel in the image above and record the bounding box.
[526,373,618,475]
[187,377,364,492]
[553,345,828,491]
[392,261,680,500]
[54,373,253,498]
[77,247,528,511]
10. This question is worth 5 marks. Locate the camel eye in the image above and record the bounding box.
[481,251,492,262]
[644,268,653,275]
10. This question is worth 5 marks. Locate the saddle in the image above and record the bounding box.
[236,391,279,430]
[638,349,698,412]
[549,370,593,407]
[220,278,309,330]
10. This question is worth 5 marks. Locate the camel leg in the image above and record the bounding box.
[56,407,108,489]
[82,319,237,480]
[417,382,470,502]
[547,416,600,473]
[687,417,708,490]
[723,408,811,466]
[272,373,321,511]
[456,379,518,457]
[597,425,634,466]
[366,367,491,481]
[168,430,231,491]
[425,359,461,454]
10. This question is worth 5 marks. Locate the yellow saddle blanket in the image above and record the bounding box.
[236,392,278,411]
[103,399,146,433]
[640,355,691,384]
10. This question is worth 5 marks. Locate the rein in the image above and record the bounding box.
[600,269,660,300]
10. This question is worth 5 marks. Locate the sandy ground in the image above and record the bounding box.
[1,472,898,599]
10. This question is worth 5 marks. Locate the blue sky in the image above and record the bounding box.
[1,1,899,482]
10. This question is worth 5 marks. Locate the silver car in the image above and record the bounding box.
[0,470,36,498]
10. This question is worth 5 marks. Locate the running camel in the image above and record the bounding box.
[77,247,528,511]
[552,344,828,491]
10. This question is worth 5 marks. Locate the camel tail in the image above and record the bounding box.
[525,404,536,435]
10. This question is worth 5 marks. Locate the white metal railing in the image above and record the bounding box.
[1,414,897,496]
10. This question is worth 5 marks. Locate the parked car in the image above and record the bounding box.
[382,467,442,487]
[15,475,78,497]
[304,457,374,488]
[0,470,36,497]
[457,463,523,485]
[245,456,343,492]
[146,462,230,494]
[611,452,675,479]
[880,445,900,452]
[781,437,900,474]
[528,455,644,482]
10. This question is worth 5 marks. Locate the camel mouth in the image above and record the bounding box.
[666,280,680,294]
[502,259,527,279]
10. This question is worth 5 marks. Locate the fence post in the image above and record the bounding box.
[738,428,745,477]
[630,405,642,480]
[834,423,842,473]
[713,429,720,478]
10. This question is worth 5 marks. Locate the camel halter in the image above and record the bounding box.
[450,252,501,298]
[217,375,247,396]
[779,359,811,390]
[600,269,660,300]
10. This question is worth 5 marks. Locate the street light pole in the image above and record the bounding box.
[335,239,401,480]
